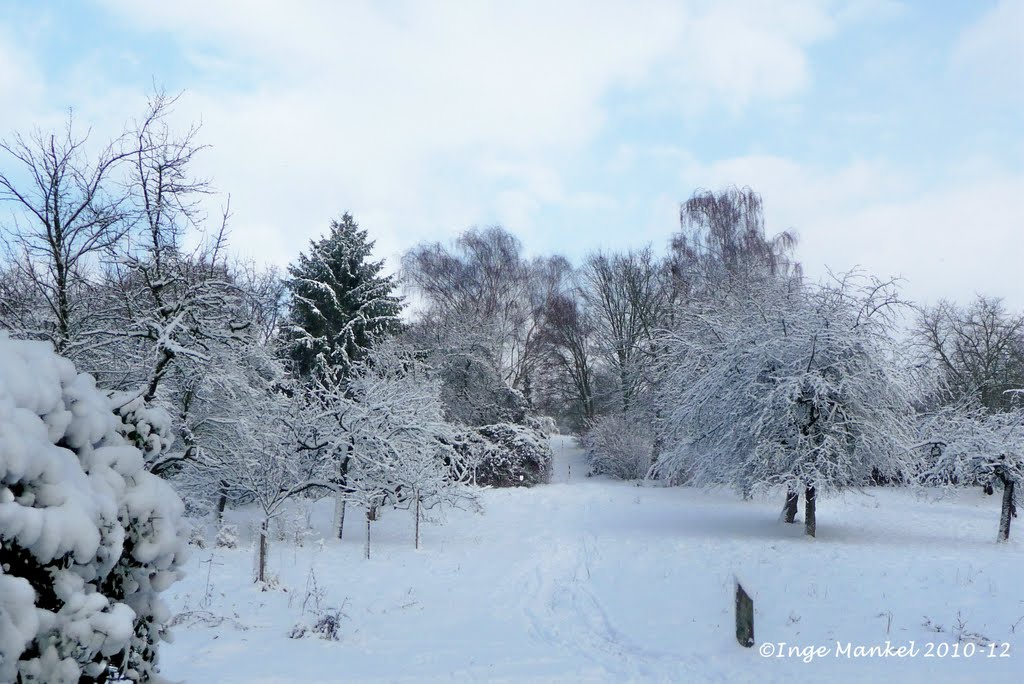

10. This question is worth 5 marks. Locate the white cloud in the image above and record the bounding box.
[680,154,1024,307]
[13,0,978,305]
[0,31,46,130]
[951,0,1024,98]
[82,0,847,269]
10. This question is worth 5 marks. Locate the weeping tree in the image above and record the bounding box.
[654,273,918,537]
[669,186,801,306]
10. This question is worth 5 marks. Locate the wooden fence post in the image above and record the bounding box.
[735,580,754,647]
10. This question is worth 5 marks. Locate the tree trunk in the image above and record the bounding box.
[334,451,351,540]
[998,476,1016,542]
[257,518,269,583]
[334,497,347,541]
[783,489,799,523]
[216,480,228,521]
[414,495,420,550]
[365,511,371,560]
[804,486,816,538]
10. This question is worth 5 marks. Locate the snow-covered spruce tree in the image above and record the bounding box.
[0,334,186,682]
[654,273,918,537]
[283,214,403,382]
[919,405,1024,541]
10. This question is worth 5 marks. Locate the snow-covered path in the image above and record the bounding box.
[164,437,1024,683]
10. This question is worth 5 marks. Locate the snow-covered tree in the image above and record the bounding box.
[654,274,918,536]
[284,214,403,382]
[304,343,477,549]
[0,333,186,682]
[920,405,1024,541]
[536,288,597,431]
[582,412,656,480]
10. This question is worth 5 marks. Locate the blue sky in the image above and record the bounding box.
[1,0,1022,306]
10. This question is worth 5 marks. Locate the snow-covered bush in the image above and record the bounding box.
[110,393,175,470]
[0,334,186,682]
[215,524,240,549]
[582,413,655,480]
[288,607,345,641]
[188,525,208,549]
[537,416,558,436]
[459,423,553,487]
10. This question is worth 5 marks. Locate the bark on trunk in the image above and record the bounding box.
[998,477,1016,542]
[783,489,799,523]
[414,496,420,550]
[364,511,371,560]
[333,453,351,539]
[804,486,816,538]
[334,497,347,541]
[257,518,269,583]
[216,479,228,521]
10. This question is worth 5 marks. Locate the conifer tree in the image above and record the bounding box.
[284,214,403,381]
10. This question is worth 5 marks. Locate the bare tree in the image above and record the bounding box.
[538,288,597,428]
[0,111,136,353]
[580,247,667,414]
[670,186,800,306]
[403,226,541,395]
[915,295,1024,413]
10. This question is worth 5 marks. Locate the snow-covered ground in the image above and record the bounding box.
[163,436,1024,683]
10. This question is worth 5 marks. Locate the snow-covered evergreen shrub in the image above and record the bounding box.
[460,423,552,487]
[110,393,175,469]
[0,334,186,683]
[582,413,655,480]
[436,349,531,427]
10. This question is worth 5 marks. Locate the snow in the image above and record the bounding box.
[162,435,1023,683]
[0,333,186,681]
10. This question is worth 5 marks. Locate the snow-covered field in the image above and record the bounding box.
[163,436,1024,683]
